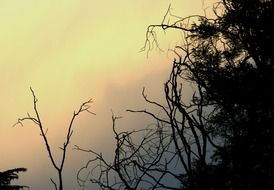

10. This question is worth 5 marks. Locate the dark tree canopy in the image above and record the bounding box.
[78,0,274,189]
[174,0,274,189]
[0,168,28,190]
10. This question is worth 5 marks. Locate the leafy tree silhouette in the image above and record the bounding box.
[76,0,274,189]
[0,168,28,190]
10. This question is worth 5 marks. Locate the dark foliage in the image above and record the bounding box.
[0,168,28,190]
[180,0,274,189]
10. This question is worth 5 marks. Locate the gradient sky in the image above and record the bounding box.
[0,0,211,189]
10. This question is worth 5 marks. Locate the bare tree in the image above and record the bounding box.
[14,88,94,190]
[76,57,216,189]
[74,4,216,190]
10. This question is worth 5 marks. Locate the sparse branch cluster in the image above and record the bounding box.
[141,3,208,55]
[14,87,94,190]
[76,114,178,189]
[76,57,215,189]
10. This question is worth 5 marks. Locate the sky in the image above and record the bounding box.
[0,0,212,189]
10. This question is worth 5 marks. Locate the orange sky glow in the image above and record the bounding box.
[0,0,212,189]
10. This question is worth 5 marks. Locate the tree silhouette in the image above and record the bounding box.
[14,88,94,190]
[0,168,28,190]
[77,0,274,189]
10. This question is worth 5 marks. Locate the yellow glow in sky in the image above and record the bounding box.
[0,0,209,189]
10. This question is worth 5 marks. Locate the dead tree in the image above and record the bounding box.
[14,88,94,190]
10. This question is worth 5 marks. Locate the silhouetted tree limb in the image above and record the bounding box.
[76,64,214,189]
[14,87,95,190]
[141,3,211,56]
[76,111,185,189]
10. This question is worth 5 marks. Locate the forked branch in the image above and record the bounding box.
[14,87,94,190]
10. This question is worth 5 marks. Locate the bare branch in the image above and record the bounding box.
[50,178,58,190]
[14,88,94,190]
